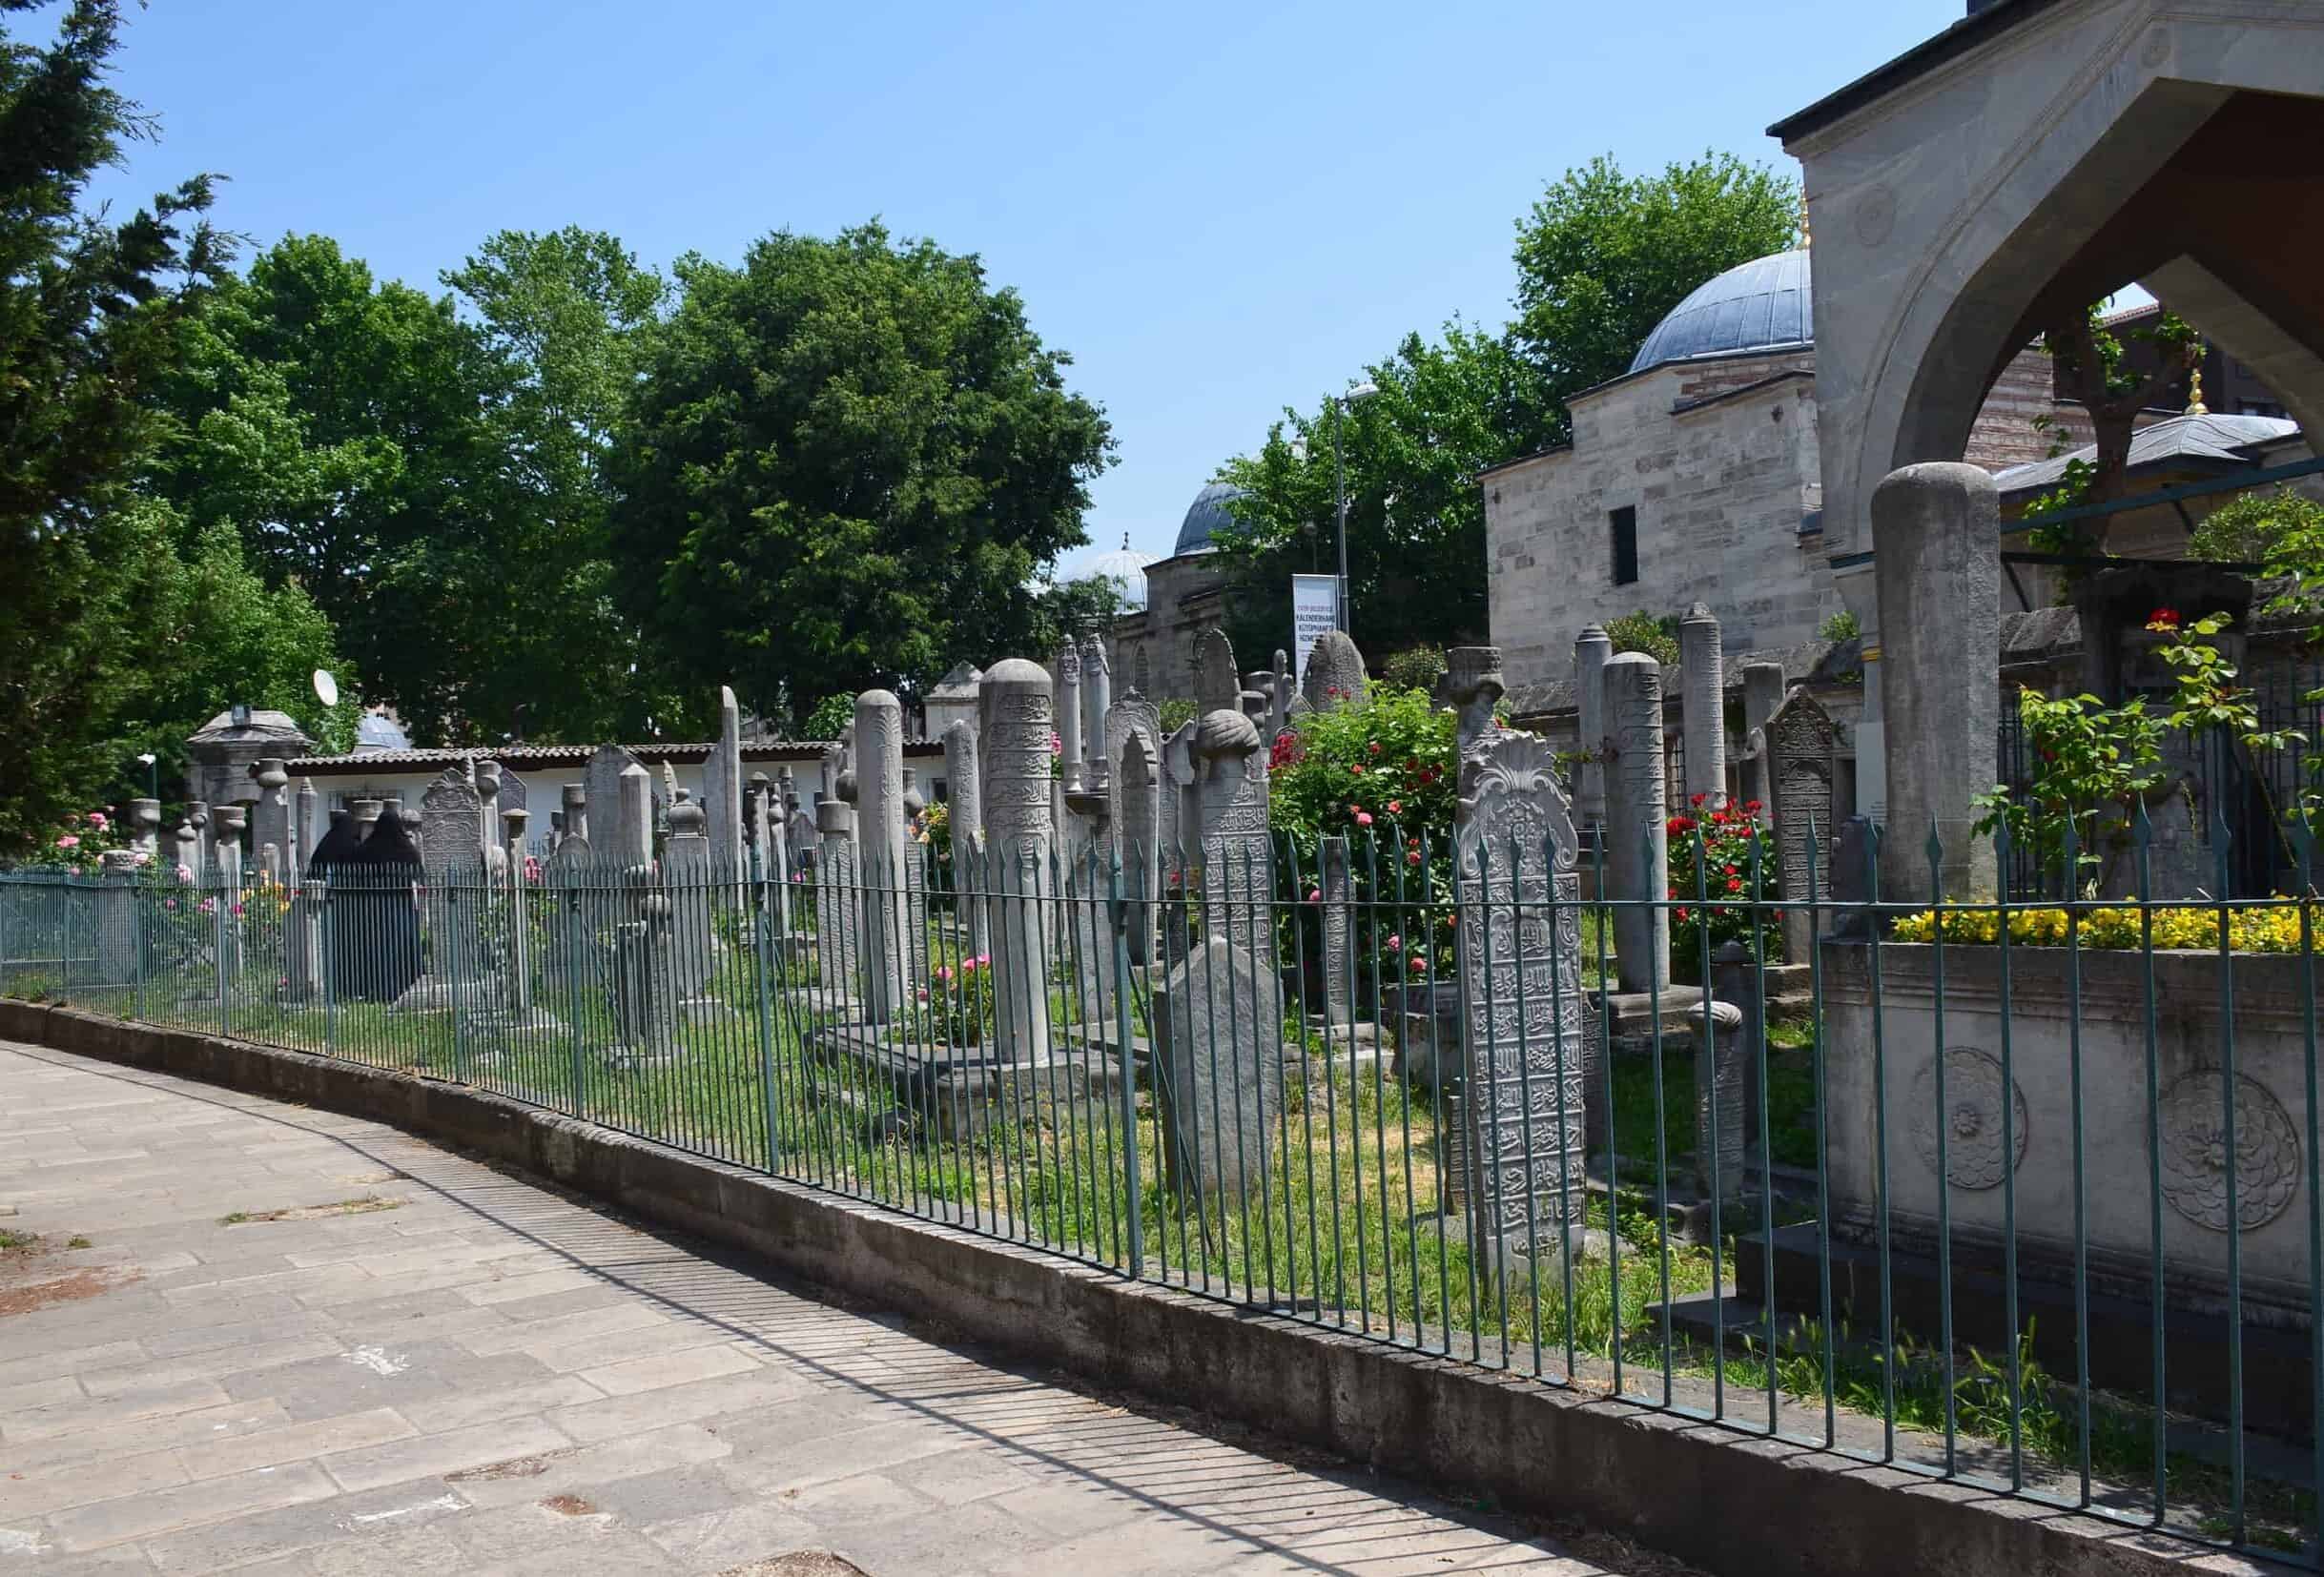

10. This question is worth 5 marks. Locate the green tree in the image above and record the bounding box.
[442,227,674,741]
[607,222,1113,728]
[1512,153,1800,430]
[1213,324,1548,665]
[0,0,230,850]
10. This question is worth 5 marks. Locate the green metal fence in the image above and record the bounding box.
[2,812,2318,1563]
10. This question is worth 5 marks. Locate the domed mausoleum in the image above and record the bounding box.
[1104,482,1251,704]
[1481,244,2080,703]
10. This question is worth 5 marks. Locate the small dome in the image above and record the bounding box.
[1629,249,1812,376]
[1070,535,1160,611]
[1173,481,1250,558]
[355,712,411,752]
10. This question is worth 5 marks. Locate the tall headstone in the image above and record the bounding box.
[409,768,487,1011]
[130,798,162,860]
[853,690,913,1024]
[293,778,318,874]
[1056,642,1084,794]
[942,721,986,958]
[1080,633,1111,790]
[186,802,210,878]
[785,777,815,877]
[1444,645,1505,760]
[1320,835,1353,1026]
[1193,627,1239,717]
[815,798,860,1008]
[1742,661,1786,738]
[561,784,589,851]
[250,759,291,882]
[1154,932,1283,1211]
[1874,462,2000,901]
[1269,649,1294,740]
[1739,727,1774,830]
[661,793,723,1018]
[1191,708,1271,954]
[1455,729,1591,1267]
[420,768,485,877]
[610,762,674,1064]
[1302,629,1368,712]
[1573,625,1612,827]
[1678,602,1725,809]
[475,761,506,878]
[1604,652,1670,994]
[977,659,1057,1064]
[1769,691,1836,965]
[501,808,535,1019]
[1118,730,1161,966]
[706,685,747,889]
[584,746,645,854]
[1704,939,1760,1191]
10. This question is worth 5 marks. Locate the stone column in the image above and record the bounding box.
[751,771,790,934]
[1709,938,1762,1181]
[1056,642,1084,793]
[1320,835,1353,1026]
[1875,462,2000,901]
[503,808,532,1015]
[1455,730,1591,1267]
[1574,625,1612,828]
[977,659,1056,1065]
[1679,602,1725,809]
[293,778,318,874]
[815,798,860,1007]
[852,690,913,1024]
[942,721,985,958]
[1604,653,1669,995]
[130,799,162,860]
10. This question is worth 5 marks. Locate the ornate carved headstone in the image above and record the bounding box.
[1302,629,1368,712]
[978,660,1056,1064]
[1455,731,1590,1267]
[1080,633,1111,790]
[1193,627,1239,718]
[420,768,484,876]
[1191,708,1271,954]
[1320,835,1353,1026]
[1768,692,1837,964]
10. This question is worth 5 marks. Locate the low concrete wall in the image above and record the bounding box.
[0,997,2286,1577]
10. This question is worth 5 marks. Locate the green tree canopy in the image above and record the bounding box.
[606,222,1113,728]
[1512,152,1800,427]
[0,0,235,849]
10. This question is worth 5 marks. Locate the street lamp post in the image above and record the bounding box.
[1330,382,1379,633]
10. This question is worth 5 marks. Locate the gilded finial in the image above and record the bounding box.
[2185,364,2208,417]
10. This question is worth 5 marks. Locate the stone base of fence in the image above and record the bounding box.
[0,997,2284,1577]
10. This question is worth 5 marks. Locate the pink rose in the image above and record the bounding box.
[55,834,78,849]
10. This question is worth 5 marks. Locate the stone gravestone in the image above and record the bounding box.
[250,759,292,882]
[475,761,507,879]
[560,783,589,850]
[1604,653,1670,994]
[1573,625,1612,828]
[1738,727,1774,831]
[1154,706,1284,1216]
[345,809,422,1004]
[1056,640,1084,793]
[815,798,861,1012]
[584,746,657,856]
[705,686,747,894]
[942,722,986,958]
[1828,814,1877,941]
[401,767,488,1012]
[1702,939,1758,1193]
[1320,835,1353,1028]
[854,690,915,1025]
[1269,648,1294,740]
[1444,646,1504,760]
[1302,629,1368,713]
[1157,719,1199,961]
[1118,731,1162,966]
[660,793,725,1020]
[609,763,675,1066]
[1678,603,1725,808]
[977,659,1057,1064]
[1193,627,1239,718]
[1454,730,1591,1271]
[1768,691,1837,965]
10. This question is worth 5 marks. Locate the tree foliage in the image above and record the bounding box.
[0,0,238,850]
[1512,153,1800,427]
[607,223,1113,730]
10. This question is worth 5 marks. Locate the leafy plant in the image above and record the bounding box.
[1816,609,1860,643]
[2187,485,2324,565]
[1603,610,1680,668]
[803,693,855,741]
[1668,797,1779,965]
[1382,645,1450,694]
[1972,686,2166,891]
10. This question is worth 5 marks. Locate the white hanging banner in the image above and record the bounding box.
[1291,575,1340,688]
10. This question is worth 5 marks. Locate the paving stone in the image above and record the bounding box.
[77,1334,346,1400]
[545,1366,807,1445]
[47,1461,339,1553]
[579,1341,760,1397]
[636,1499,823,1570]
[395,1375,605,1436]
[319,1417,573,1494]
[2,1378,235,1444]
[0,1447,186,1519]
[136,1478,471,1575]
[0,1340,146,1392]
[442,1421,731,1510]
[177,1406,417,1481]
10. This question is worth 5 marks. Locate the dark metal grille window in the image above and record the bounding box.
[1610,505,1638,586]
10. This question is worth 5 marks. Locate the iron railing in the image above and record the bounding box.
[2,811,2318,1565]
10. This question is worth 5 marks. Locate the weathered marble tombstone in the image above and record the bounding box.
[398,766,488,1013]
[1157,720,1199,960]
[1453,729,1592,1272]
[93,850,141,986]
[748,771,789,932]
[1742,661,1786,740]
[706,685,747,894]
[1319,834,1354,1027]
[1080,632,1111,789]
[130,797,162,859]
[1738,728,1774,831]
[900,768,932,989]
[941,721,986,958]
[1603,652,1670,994]
[815,798,860,1012]
[344,807,422,1004]
[1444,645,1504,760]
[1302,628,1368,712]
[1193,626,1239,717]
[1118,730,1162,967]
[977,659,1057,1063]
[1873,461,1999,903]
[174,816,200,883]
[1678,602,1724,808]
[541,790,595,992]
[561,783,589,848]
[1056,641,1085,795]
[251,761,290,873]
[1268,648,1294,740]
[498,808,540,1025]
[293,778,318,874]
[854,690,915,1025]
[584,746,656,856]
[1153,707,1284,1216]
[785,783,815,878]
[1768,691,1836,964]
[1704,938,1761,1187]
[660,792,726,1021]
[186,802,210,878]
[1573,625,1612,828]
[609,763,676,1066]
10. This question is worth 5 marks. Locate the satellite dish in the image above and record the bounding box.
[313,668,339,707]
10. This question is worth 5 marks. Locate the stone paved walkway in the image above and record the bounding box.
[0,1041,1693,1576]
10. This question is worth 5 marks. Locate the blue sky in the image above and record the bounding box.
[81,0,1958,573]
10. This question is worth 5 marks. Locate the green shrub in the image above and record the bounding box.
[1817,608,1861,643]
[1381,645,1448,694]
[803,693,855,740]
[1604,610,1679,668]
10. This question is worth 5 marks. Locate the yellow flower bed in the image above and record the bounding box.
[1890,904,2315,953]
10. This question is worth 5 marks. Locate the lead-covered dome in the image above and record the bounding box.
[1172,481,1249,558]
[1073,534,1160,610]
[1628,249,1812,376]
